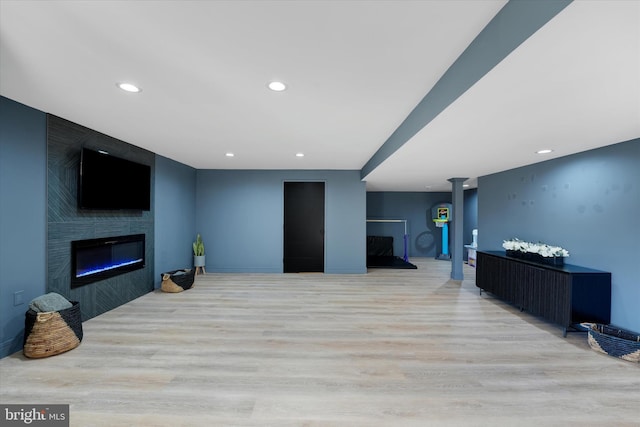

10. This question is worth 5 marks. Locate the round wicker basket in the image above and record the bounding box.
[587,323,640,363]
[161,269,195,293]
[23,301,83,358]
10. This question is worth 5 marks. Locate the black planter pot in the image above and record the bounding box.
[542,256,564,266]
[506,250,564,266]
[505,250,520,258]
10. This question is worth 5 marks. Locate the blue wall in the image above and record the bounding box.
[366,190,478,260]
[154,155,197,287]
[195,170,366,273]
[0,97,47,358]
[478,139,640,333]
[366,192,453,258]
[463,189,478,260]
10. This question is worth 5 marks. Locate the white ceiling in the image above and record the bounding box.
[1,1,638,192]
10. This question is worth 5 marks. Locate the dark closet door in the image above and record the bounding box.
[283,182,325,273]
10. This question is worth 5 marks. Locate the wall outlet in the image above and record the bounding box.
[13,290,24,306]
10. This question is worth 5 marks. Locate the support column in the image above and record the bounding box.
[448,178,467,280]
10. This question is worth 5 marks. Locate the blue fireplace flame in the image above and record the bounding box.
[77,258,144,278]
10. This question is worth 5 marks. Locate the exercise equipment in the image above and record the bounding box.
[366,219,409,262]
[366,236,417,269]
[431,204,452,260]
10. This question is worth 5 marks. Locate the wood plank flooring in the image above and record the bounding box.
[1,259,638,426]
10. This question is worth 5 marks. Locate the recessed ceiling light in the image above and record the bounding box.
[268,81,287,92]
[117,82,141,93]
[97,150,109,155]
[463,184,470,188]
[225,153,235,157]
[295,153,304,157]
[536,149,553,154]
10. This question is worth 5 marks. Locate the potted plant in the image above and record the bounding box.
[193,234,205,273]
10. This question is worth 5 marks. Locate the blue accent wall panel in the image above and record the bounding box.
[196,170,366,273]
[0,97,47,358]
[478,139,640,333]
[47,115,155,321]
[154,155,197,287]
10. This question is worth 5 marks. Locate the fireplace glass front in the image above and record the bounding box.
[71,234,145,288]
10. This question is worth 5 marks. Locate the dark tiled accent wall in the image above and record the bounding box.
[47,115,154,320]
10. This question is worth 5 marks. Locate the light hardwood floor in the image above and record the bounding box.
[1,259,638,426]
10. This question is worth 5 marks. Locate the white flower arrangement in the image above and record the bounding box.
[502,238,569,258]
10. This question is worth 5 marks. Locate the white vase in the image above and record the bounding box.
[194,255,205,267]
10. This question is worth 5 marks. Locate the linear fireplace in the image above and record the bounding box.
[71,234,145,288]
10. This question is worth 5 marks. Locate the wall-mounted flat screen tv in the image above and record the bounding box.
[78,148,151,211]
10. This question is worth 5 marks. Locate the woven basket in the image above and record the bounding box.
[23,301,83,358]
[587,323,640,363]
[161,268,195,293]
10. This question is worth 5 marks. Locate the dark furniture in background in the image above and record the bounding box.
[476,250,611,336]
[366,236,417,269]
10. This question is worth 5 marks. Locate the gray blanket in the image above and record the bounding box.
[29,292,72,313]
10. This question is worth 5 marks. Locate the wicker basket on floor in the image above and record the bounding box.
[587,323,640,363]
[161,268,195,293]
[23,301,83,358]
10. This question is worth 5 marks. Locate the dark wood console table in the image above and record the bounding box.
[476,250,611,336]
